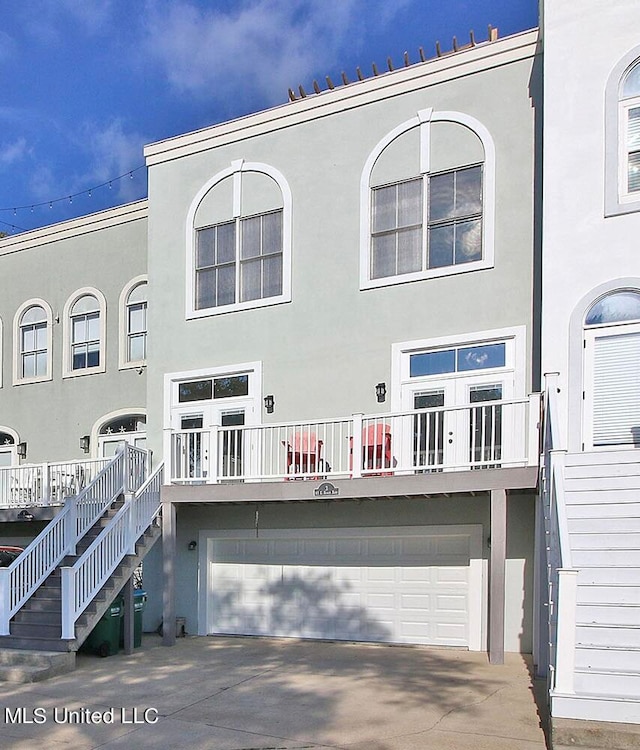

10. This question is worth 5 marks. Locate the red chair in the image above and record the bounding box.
[350,423,393,476]
[283,431,324,480]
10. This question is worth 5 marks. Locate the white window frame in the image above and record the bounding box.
[91,408,147,459]
[360,109,495,290]
[119,275,148,370]
[12,298,54,385]
[186,160,292,319]
[618,94,640,204]
[62,287,107,378]
[391,325,527,411]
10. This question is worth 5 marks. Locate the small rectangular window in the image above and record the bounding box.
[410,350,456,377]
[457,343,505,371]
[179,380,213,402]
[213,375,249,398]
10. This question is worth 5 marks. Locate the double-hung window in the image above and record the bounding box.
[126,283,147,363]
[196,210,283,310]
[620,61,640,198]
[71,295,100,370]
[20,306,48,379]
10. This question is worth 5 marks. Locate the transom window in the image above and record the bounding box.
[178,375,249,402]
[126,282,147,363]
[19,305,47,379]
[71,295,100,371]
[196,210,283,310]
[621,60,640,197]
[410,342,506,377]
[585,290,640,326]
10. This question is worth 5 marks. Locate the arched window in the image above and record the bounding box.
[360,109,495,289]
[13,298,53,384]
[620,60,640,199]
[63,288,106,377]
[0,428,18,467]
[186,160,292,317]
[95,412,147,457]
[119,277,147,368]
[583,289,640,449]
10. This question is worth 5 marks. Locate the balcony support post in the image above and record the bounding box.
[489,487,507,665]
[122,575,135,655]
[162,491,176,646]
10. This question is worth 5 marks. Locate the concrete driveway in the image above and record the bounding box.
[0,635,549,750]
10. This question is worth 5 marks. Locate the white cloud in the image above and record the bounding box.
[143,0,373,108]
[0,138,30,166]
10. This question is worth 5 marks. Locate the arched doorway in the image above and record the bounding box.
[583,290,640,449]
[95,413,147,458]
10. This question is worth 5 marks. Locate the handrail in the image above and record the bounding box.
[60,463,163,640]
[0,445,149,635]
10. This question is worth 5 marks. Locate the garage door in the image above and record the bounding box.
[205,526,482,647]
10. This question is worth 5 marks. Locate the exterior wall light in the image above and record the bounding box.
[187,540,197,551]
[264,395,275,414]
[16,442,27,459]
[375,383,387,403]
[80,435,91,454]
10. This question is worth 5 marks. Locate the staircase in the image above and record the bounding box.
[552,449,640,724]
[0,450,162,681]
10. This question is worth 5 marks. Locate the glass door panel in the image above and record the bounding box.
[468,384,502,467]
[220,410,245,479]
[413,390,445,471]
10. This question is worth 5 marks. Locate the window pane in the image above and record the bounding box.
[217,265,236,307]
[72,345,86,370]
[586,290,640,325]
[628,151,640,193]
[127,283,147,305]
[372,185,396,232]
[397,179,422,227]
[623,62,640,98]
[71,295,98,316]
[23,353,36,379]
[36,351,47,376]
[196,268,215,310]
[428,224,454,268]
[128,333,146,362]
[263,254,283,297]
[22,306,46,325]
[87,342,100,368]
[87,312,100,341]
[410,350,456,377]
[414,390,445,408]
[196,228,215,268]
[454,219,482,264]
[241,258,262,301]
[179,380,213,402]
[371,233,396,278]
[35,323,47,350]
[214,375,249,398]
[429,172,455,222]
[470,384,503,403]
[72,316,86,344]
[457,343,506,371]
[216,222,236,264]
[262,211,282,254]
[397,227,422,274]
[455,167,482,217]
[22,327,35,353]
[128,304,146,334]
[241,216,261,259]
[627,107,640,149]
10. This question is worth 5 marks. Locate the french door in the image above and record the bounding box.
[401,373,512,471]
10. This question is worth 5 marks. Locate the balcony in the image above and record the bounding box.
[166,396,541,493]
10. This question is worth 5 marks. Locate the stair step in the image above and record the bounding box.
[0,648,72,667]
[0,635,75,652]
[576,624,640,649]
[575,668,640,699]
[13,610,61,626]
[11,622,61,639]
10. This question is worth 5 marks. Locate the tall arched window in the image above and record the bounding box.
[583,289,640,448]
[620,60,640,199]
[186,160,292,317]
[360,109,495,289]
[63,287,106,377]
[13,298,53,384]
[119,276,147,368]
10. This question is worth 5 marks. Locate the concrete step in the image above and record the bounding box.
[577,584,640,605]
[575,668,640,699]
[576,624,640,649]
[0,650,74,683]
[0,635,75,652]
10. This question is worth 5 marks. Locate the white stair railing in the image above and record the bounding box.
[0,445,148,636]
[60,463,163,640]
[541,373,577,695]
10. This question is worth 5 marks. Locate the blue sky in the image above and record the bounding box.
[0,0,538,234]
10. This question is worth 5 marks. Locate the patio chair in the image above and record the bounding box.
[283,431,325,480]
[350,423,393,476]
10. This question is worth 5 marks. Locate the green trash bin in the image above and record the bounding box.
[120,589,147,648]
[83,596,123,657]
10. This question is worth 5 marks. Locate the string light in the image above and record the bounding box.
[0,165,146,215]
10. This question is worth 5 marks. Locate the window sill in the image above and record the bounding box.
[186,293,291,320]
[119,360,147,372]
[13,374,53,386]
[360,257,493,291]
[63,365,106,379]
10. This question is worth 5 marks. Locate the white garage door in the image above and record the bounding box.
[205,526,482,647]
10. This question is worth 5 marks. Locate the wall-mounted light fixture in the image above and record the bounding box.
[264,394,275,414]
[187,540,197,551]
[17,509,34,521]
[16,442,27,459]
[80,435,91,454]
[375,382,387,403]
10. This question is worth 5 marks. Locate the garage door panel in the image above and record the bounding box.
[208,528,475,647]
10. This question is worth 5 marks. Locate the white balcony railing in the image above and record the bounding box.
[169,395,541,484]
[0,457,111,509]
